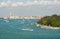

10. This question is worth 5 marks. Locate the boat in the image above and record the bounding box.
[3,19,9,23]
[21,28,33,31]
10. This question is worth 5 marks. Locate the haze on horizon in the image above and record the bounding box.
[0,0,60,17]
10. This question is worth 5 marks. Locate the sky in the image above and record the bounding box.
[0,0,60,2]
[0,0,60,17]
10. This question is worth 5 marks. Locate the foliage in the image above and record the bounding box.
[37,14,60,27]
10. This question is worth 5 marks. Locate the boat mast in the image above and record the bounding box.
[9,12,13,17]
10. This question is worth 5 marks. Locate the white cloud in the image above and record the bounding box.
[0,2,8,7]
[16,2,24,6]
[11,3,18,7]
[0,0,60,7]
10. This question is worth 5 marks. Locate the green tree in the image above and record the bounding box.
[37,14,60,27]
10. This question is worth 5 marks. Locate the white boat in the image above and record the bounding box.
[21,28,33,31]
[4,19,9,23]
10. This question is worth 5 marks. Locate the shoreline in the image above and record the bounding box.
[36,23,60,29]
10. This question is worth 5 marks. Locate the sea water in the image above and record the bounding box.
[0,18,60,39]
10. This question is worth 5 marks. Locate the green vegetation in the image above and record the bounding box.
[37,14,60,27]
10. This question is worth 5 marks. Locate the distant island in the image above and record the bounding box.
[37,14,60,29]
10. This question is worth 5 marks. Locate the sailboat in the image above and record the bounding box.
[9,12,15,19]
[3,12,13,19]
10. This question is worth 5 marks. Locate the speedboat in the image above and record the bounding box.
[21,28,33,31]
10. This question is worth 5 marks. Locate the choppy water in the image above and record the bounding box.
[0,18,60,39]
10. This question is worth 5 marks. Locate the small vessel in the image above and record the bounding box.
[3,17,8,19]
[4,19,9,23]
[21,28,33,31]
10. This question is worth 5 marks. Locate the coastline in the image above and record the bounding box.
[36,23,60,29]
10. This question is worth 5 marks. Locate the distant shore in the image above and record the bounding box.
[36,23,60,29]
[2,16,44,19]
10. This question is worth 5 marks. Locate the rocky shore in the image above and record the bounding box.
[36,24,60,29]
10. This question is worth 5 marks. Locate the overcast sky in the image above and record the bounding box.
[0,0,60,17]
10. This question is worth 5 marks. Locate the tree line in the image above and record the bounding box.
[37,14,60,27]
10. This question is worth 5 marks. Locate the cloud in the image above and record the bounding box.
[0,0,60,7]
[11,3,18,7]
[16,2,24,6]
[0,2,8,7]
